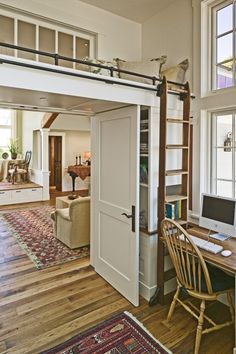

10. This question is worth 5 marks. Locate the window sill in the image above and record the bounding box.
[201,86,236,99]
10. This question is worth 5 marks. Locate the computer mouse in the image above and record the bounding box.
[221,250,232,257]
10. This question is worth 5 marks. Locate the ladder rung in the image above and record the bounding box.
[167,88,188,95]
[166,169,188,176]
[166,145,189,149]
[165,195,188,203]
[167,118,190,124]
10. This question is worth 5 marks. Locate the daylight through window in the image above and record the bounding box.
[211,111,236,198]
[212,1,236,89]
[0,109,14,154]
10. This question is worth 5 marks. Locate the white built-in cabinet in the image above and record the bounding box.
[139,106,159,300]
[139,97,186,300]
[0,187,43,205]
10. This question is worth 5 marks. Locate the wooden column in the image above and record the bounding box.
[40,128,50,200]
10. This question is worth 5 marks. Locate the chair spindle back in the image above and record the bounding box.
[161,219,213,295]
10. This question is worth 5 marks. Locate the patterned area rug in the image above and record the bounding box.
[41,312,172,354]
[0,206,89,269]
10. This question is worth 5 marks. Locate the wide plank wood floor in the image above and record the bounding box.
[0,197,234,353]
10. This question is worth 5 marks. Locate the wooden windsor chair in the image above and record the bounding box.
[161,218,234,354]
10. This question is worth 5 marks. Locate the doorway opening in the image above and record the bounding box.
[49,135,62,192]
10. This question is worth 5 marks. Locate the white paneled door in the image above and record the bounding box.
[91,106,140,306]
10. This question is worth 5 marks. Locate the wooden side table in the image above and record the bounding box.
[67,165,90,192]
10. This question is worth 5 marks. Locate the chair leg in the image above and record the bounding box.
[227,291,235,323]
[194,300,205,354]
[167,285,180,321]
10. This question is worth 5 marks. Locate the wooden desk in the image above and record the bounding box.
[188,226,236,352]
[67,165,90,192]
[188,227,236,274]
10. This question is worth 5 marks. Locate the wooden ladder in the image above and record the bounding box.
[151,76,191,305]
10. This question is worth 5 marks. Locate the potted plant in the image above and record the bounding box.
[8,138,20,160]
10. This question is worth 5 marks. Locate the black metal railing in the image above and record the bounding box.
[0,42,188,96]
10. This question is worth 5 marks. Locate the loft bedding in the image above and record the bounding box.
[76,56,189,86]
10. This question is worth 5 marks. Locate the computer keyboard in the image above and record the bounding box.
[178,234,223,254]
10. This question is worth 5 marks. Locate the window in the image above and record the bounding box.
[0,109,15,153]
[211,111,236,197]
[212,1,235,90]
[0,8,95,68]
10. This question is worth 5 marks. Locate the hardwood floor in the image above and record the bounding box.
[0,197,234,353]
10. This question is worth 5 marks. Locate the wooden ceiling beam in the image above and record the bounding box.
[41,112,59,128]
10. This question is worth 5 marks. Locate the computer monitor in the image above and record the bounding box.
[199,193,236,237]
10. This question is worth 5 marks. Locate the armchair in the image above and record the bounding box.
[8,151,32,184]
[51,196,90,249]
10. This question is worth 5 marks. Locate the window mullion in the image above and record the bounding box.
[233,1,235,85]
[232,114,235,197]
[212,1,234,90]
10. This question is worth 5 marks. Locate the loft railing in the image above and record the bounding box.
[0,42,189,97]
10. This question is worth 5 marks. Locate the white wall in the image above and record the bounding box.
[0,0,141,61]
[21,111,43,154]
[60,130,91,191]
[142,0,236,218]
[21,110,91,190]
[142,0,193,80]
[142,0,196,211]
[51,114,91,131]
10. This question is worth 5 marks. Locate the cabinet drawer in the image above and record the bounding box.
[0,190,11,203]
[11,189,26,201]
[27,188,42,201]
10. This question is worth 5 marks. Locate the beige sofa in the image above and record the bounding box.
[51,196,90,249]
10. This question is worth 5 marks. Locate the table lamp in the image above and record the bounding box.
[84,151,91,165]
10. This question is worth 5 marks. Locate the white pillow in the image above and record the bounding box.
[160,59,189,86]
[115,56,167,84]
[77,58,119,77]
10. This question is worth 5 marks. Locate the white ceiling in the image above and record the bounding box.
[79,0,175,23]
[0,86,128,115]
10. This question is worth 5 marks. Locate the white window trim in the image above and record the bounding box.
[0,109,16,151]
[199,110,212,198]
[211,109,236,197]
[201,0,236,97]
[199,107,236,204]
[0,5,96,60]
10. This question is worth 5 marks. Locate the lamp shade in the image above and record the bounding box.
[84,151,91,160]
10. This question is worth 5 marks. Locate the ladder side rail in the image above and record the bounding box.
[181,82,191,220]
[156,77,168,304]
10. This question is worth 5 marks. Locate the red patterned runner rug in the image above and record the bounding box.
[0,206,89,269]
[41,311,172,354]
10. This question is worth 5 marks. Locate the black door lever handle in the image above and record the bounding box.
[121,213,133,219]
[121,206,136,232]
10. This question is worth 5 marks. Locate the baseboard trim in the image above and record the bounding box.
[139,281,156,301]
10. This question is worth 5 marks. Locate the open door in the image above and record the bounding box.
[91,106,140,306]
